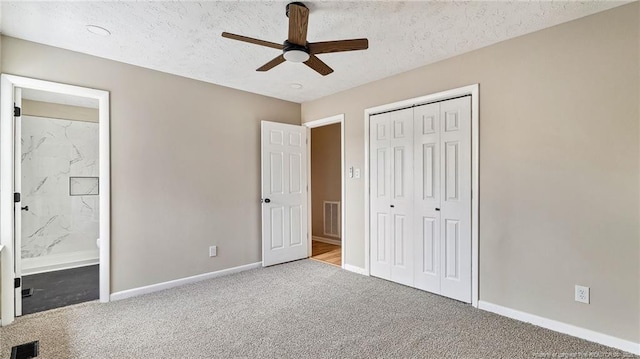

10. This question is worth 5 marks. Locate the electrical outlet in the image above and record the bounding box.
[209,246,217,257]
[354,168,361,178]
[575,285,589,304]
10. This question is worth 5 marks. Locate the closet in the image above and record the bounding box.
[369,96,471,303]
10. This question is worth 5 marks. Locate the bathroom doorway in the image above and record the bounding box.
[19,89,101,314]
[1,75,110,324]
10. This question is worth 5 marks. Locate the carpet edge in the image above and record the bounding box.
[110,261,262,301]
[478,300,640,355]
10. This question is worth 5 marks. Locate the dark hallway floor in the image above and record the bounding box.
[22,265,99,315]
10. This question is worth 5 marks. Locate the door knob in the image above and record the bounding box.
[435,208,440,211]
[390,205,395,208]
[21,206,29,211]
[264,198,271,203]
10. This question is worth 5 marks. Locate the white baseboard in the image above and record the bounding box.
[478,301,640,355]
[312,236,341,246]
[110,261,262,301]
[343,264,367,275]
[22,250,99,275]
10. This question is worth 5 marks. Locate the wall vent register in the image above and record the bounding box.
[323,201,341,238]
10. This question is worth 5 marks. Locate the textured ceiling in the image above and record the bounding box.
[0,1,627,103]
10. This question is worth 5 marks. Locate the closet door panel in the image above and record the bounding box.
[439,96,472,303]
[389,108,414,286]
[413,102,441,292]
[370,113,392,280]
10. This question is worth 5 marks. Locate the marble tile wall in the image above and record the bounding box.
[21,116,99,265]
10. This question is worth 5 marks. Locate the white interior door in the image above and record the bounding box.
[439,96,471,303]
[14,87,22,316]
[261,121,308,267]
[413,102,441,293]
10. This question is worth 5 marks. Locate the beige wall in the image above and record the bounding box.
[1,36,301,294]
[302,4,640,342]
[22,100,98,122]
[311,123,341,238]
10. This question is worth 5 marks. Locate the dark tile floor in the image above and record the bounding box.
[22,265,99,315]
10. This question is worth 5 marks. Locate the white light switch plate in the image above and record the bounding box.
[209,246,217,257]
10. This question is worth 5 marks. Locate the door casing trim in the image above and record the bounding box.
[0,74,111,325]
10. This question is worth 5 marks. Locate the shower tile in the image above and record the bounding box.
[21,116,99,268]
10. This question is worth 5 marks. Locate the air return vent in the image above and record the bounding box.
[11,341,39,359]
[323,201,340,238]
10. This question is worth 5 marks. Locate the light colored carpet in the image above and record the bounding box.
[0,260,633,358]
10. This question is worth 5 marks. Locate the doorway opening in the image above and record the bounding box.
[19,89,101,315]
[1,75,110,326]
[304,115,345,268]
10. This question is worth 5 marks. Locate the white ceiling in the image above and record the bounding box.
[0,1,626,103]
[22,88,99,109]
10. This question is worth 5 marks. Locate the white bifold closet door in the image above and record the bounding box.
[414,96,471,303]
[370,96,471,303]
[369,108,414,286]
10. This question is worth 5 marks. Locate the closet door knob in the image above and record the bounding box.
[435,208,440,211]
[390,205,395,208]
[264,198,271,203]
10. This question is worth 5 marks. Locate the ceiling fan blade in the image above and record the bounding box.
[308,39,369,54]
[257,55,286,72]
[288,3,309,46]
[222,32,283,50]
[304,55,334,76]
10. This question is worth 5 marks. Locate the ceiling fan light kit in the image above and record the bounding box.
[282,41,310,63]
[221,2,368,76]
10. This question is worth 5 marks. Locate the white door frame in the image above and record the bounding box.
[13,87,22,317]
[0,74,111,326]
[303,114,346,268]
[364,84,479,307]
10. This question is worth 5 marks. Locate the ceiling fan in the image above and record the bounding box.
[221,2,368,76]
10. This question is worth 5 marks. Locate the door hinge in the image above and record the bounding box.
[14,192,20,203]
[14,106,21,117]
[14,277,21,288]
